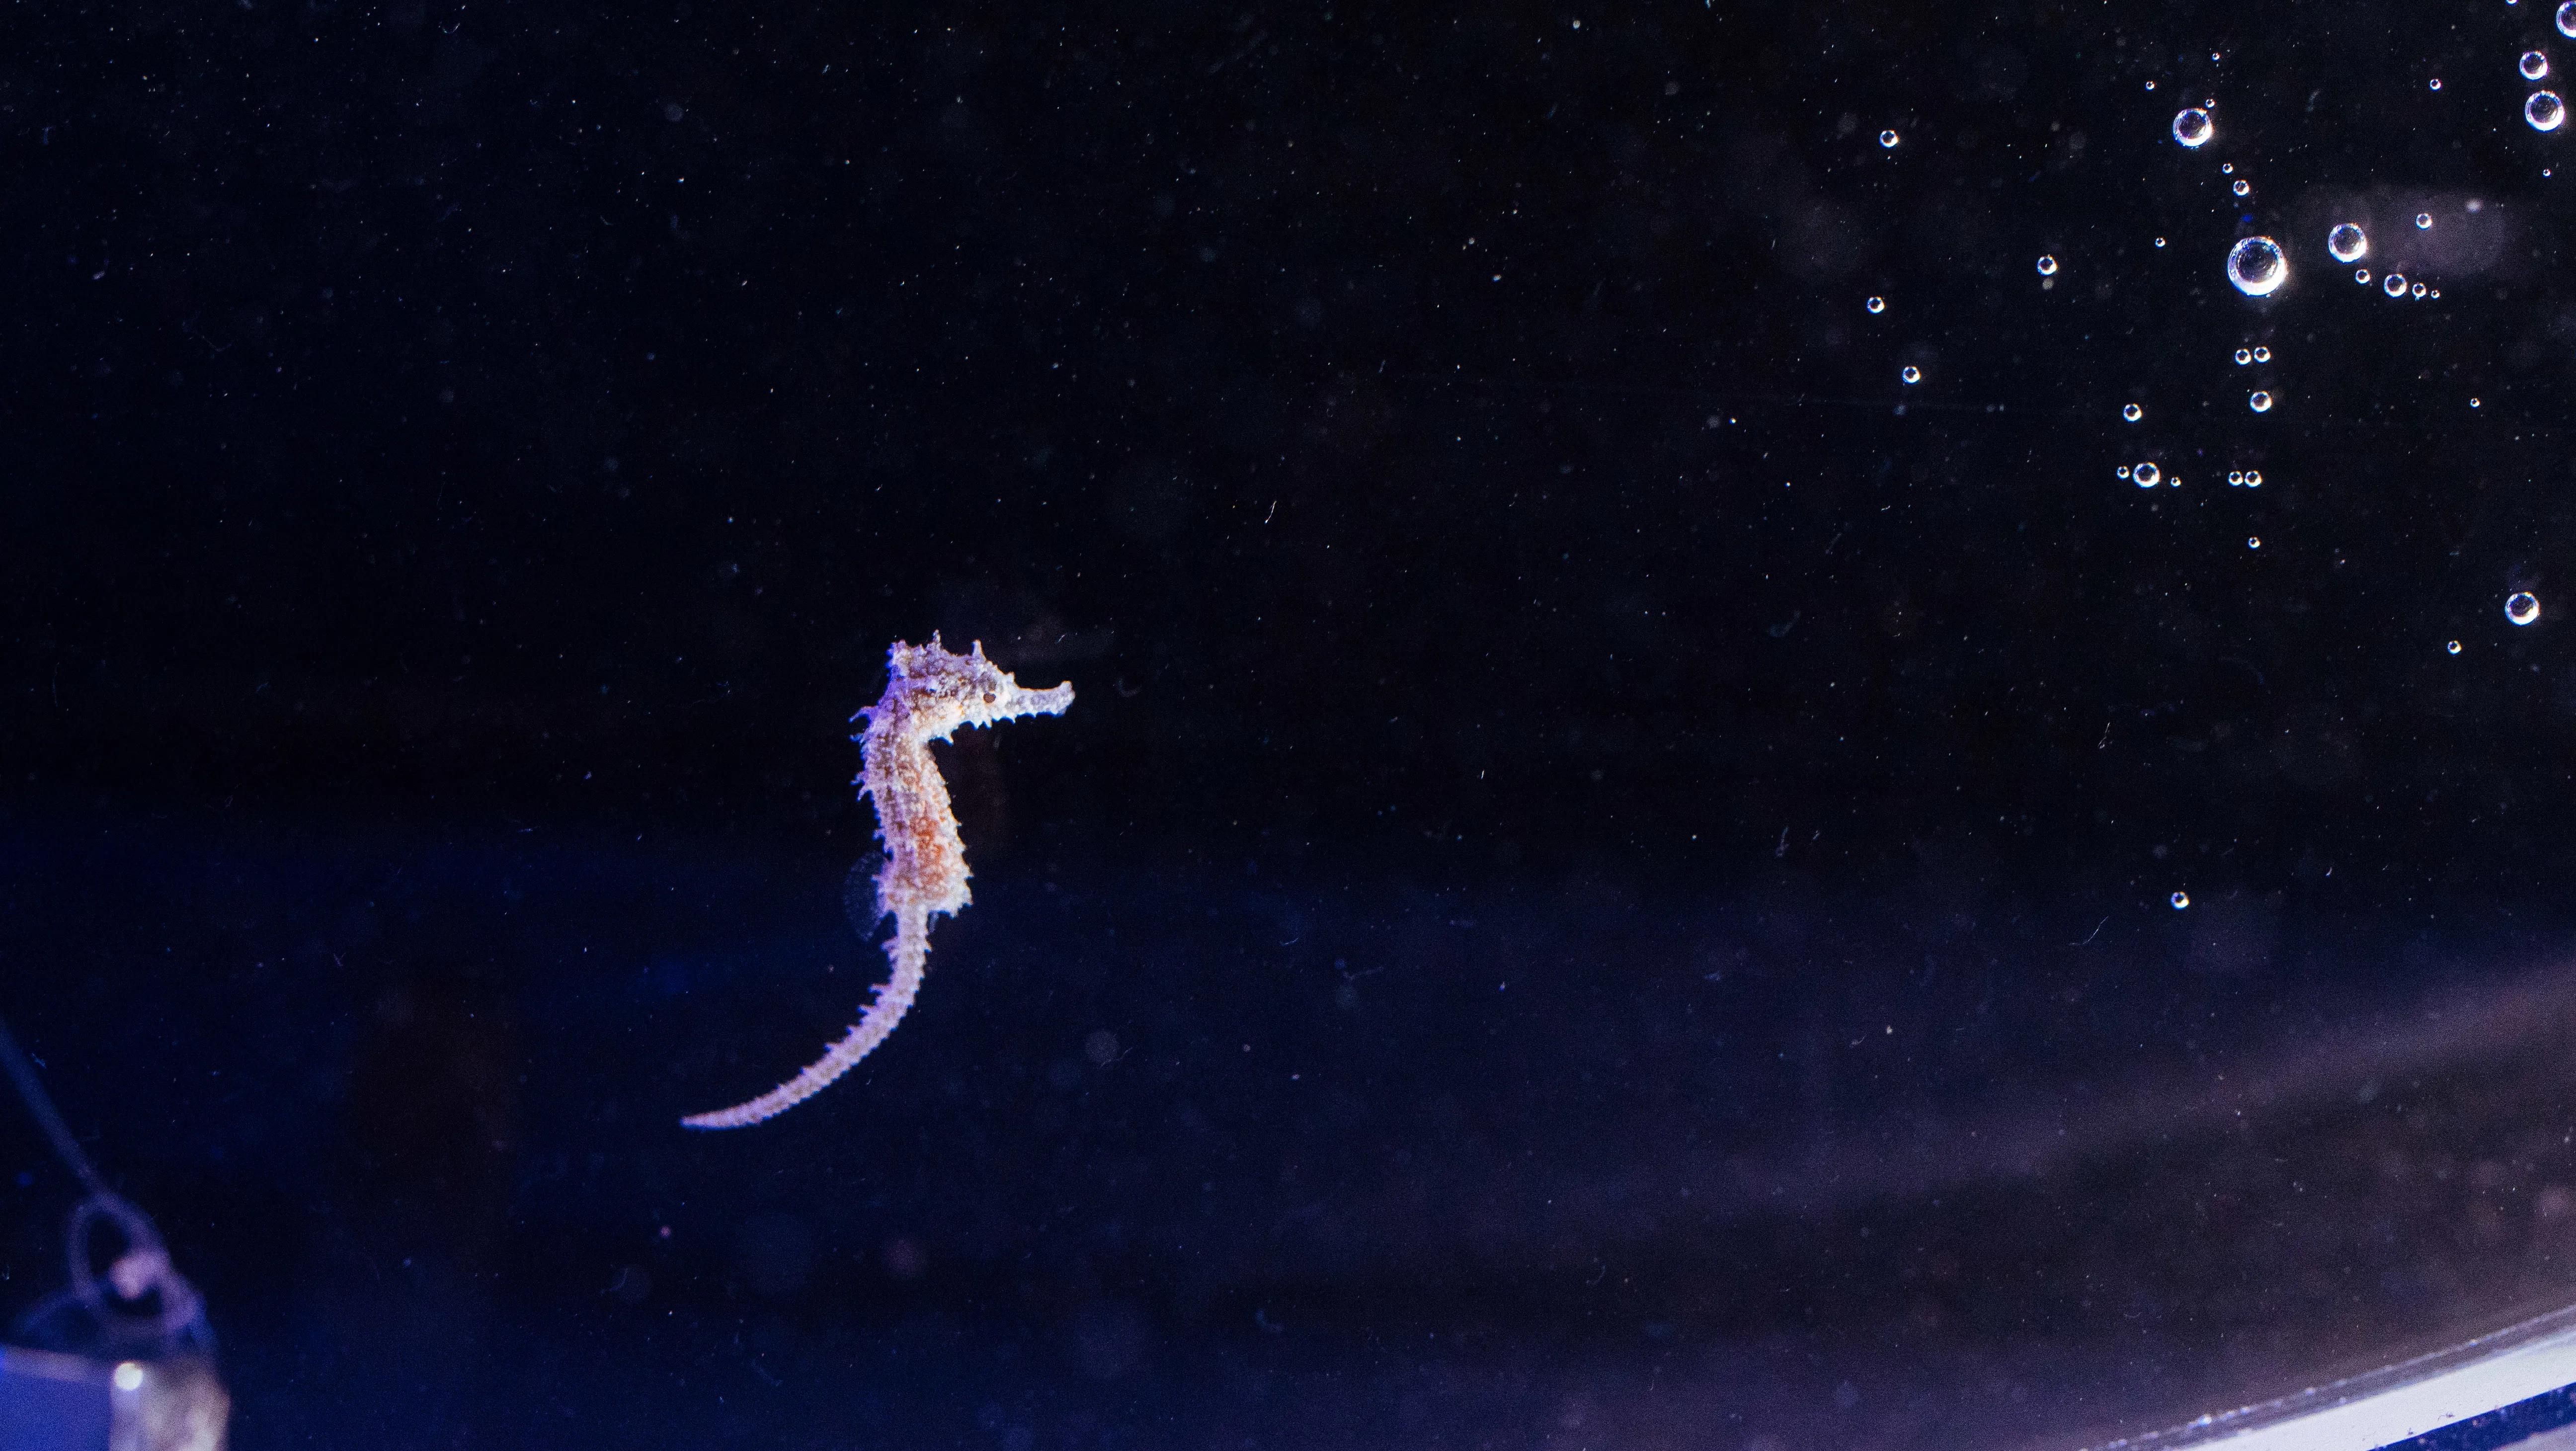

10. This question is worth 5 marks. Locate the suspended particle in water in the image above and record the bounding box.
[2384,272,2409,297]
[2328,222,2368,262]
[2122,403,2143,421]
[2234,347,2254,365]
[2508,591,2543,625]
[1900,365,1921,384]
[2249,391,2273,412]
[2412,281,2428,298]
[2037,254,2059,276]
[2226,236,2287,296]
[2248,537,2261,549]
[2253,345,2271,362]
[2560,0,2576,37]
[2232,178,2252,196]
[2245,470,2263,486]
[2171,891,2190,909]
[2526,50,2553,80]
[2356,267,2372,283]
[2134,461,2162,486]
[1880,129,1900,147]
[2447,640,2463,654]
[2415,212,2433,229]
[2529,90,2567,130]
[1866,296,1885,313]
[2173,107,2214,147]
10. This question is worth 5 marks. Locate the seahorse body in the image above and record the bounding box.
[681,636,1073,1129]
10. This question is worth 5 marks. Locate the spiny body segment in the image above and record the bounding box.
[681,637,1073,1129]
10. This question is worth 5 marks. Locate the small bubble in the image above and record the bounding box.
[2384,272,2409,297]
[2249,391,2273,412]
[2328,222,2368,261]
[2036,254,2059,276]
[2228,470,2245,485]
[1900,365,1921,384]
[2447,640,2463,654]
[2356,267,2371,283]
[2412,281,2428,298]
[2431,78,2444,90]
[2232,178,2252,196]
[2173,107,2215,147]
[2530,90,2567,130]
[2526,50,2552,80]
[2472,397,2482,407]
[2253,345,2271,362]
[2430,288,2441,298]
[2415,212,2433,230]
[2222,162,2235,174]
[2134,461,2162,487]
[2509,591,2543,625]
[2248,536,2261,549]
[2145,80,2157,90]
[2234,347,2253,365]
[1880,129,1900,147]
[2116,465,2132,479]
[2154,236,2168,248]
[2245,470,2263,486]
[2226,236,2287,296]
[2122,403,2143,421]
[2171,891,2190,909]
[1866,296,1885,313]
[2560,0,2576,36]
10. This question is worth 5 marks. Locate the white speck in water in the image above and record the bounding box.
[2227,236,2287,296]
[2448,640,2463,654]
[2526,51,2552,80]
[2172,891,2190,909]
[2384,272,2409,297]
[2532,90,2568,130]
[2234,347,2253,365]
[1900,365,1921,384]
[2509,591,2543,625]
[1880,129,1900,147]
[2133,461,2161,487]
[2123,403,2143,421]
[1866,296,1885,313]
[2173,107,2214,147]
[2249,391,2273,412]
[2328,223,2368,262]
[2037,254,2059,276]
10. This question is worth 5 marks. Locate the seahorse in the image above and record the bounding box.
[681,635,1074,1129]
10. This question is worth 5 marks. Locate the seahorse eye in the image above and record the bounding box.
[982,691,996,704]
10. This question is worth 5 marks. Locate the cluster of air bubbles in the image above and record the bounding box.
[2122,403,2143,421]
[1880,129,1900,148]
[2172,107,2213,147]
[2328,223,2368,262]
[2225,470,2265,486]
[2226,237,2287,296]
[2231,345,2273,365]
[2530,90,2566,130]
[2037,254,2059,276]
[2249,391,2274,412]
[2527,50,2553,79]
[1866,296,1885,314]
[1900,365,1921,384]
[2508,591,2543,625]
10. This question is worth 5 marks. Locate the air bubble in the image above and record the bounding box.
[2384,272,2409,297]
[2531,90,2567,130]
[2253,345,2271,362]
[2431,78,2444,90]
[1900,365,1921,384]
[2234,347,2253,365]
[2328,223,2368,262]
[2447,640,2463,654]
[2526,50,2552,80]
[2249,392,2273,412]
[2116,465,2131,479]
[2560,0,2576,36]
[2232,178,2252,196]
[2509,591,2543,625]
[2172,107,2214,147]
[2245,470,2262,486]
[2228,471,2245,485]
[2415,213,2433,230]
[2133,461,2161,487]
[2356,267,2371,283]
[2154,237,2168,248]
[2036,254,2059,276]
[2122,403,2143,421]
[2248,536,2261,549]
[1866,296,1885,313]
[2412,281,2428,298]
[1880,129,1900,147]
[2171,891,2190,909]
[2226,236,2287,296]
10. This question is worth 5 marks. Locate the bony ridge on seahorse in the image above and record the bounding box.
[681,635,1074,1129]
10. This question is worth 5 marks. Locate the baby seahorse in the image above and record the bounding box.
[681,636,1073,1129]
